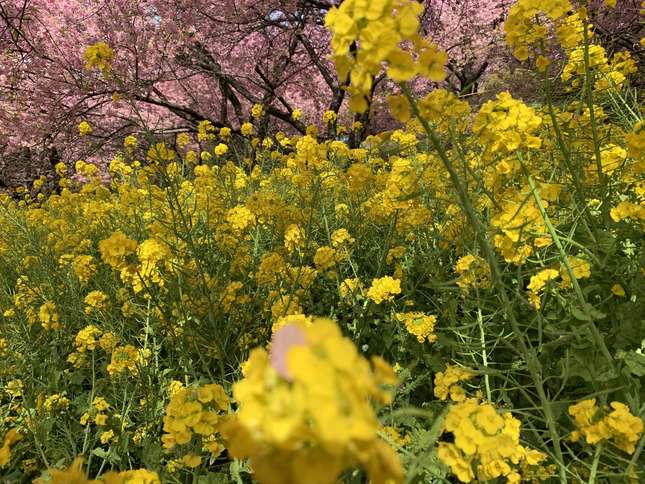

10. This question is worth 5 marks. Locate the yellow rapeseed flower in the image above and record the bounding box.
[221,318,402,484]
[366,276,401,304]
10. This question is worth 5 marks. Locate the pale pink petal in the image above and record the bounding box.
[270,325,307,380]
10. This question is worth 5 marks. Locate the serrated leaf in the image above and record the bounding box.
[586,305,607,320]
[230,459,251,484]
[91,448,109,459]
[595,230,616,254]
[570,304,606,322]
[623,351,645,377]
[570,306,592,321]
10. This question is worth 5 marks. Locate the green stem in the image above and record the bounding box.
[626,426,645,480]
[542,70,599,248]
[478,308,492,402]
[405,405,450,484]
[581,22,609,223]
[588,443,603,484]
[522,165,614,368]
[401,84,568,483]
[82,352,97,457]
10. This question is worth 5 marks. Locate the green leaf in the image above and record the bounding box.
[623,351,645,377]
[196,473,230,484]
[569,348,617,382]
[570,305,592,322]
[587,305,607,320]
[595,229,616,255]
[570,304,606,322]
[230,459,251,484]
[91,448,109,459]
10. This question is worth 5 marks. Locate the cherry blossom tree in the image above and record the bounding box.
[420,0,513,95]
[0,1,339,158]
[1,0,637,169]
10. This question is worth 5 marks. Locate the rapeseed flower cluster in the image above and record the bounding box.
[438,399,551,483]
[454,254,491,292]
[99,231,138,270]
[504,0,571,61]
[41,394,70,413]
[222,319,402,484]
[526,268,560,309]
[38,301,61,330]
[611,200,645,223]
[490,193,550,265]
[162,383,229,458]
[562,45,637,93]
[106,345,150,376]
[326,0,446,111]
[367,276,402,304]
[35,457,161,483]
[394,312,437,343]
[473,92,542,154]
[79,121,93,136]
[569,399,644,454]
[67,325,117,367]
[0,0,641,479]
[83,42,114,75]
[434,365,475,402]
[0,429,22,467]
[70,254,97,284]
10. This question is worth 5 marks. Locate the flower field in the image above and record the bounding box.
[0,0,644,483]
